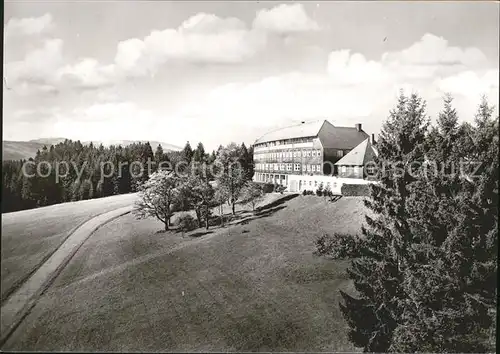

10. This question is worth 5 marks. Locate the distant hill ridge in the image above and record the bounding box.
[2,138,182,161]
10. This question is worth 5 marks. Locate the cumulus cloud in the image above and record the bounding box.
[4,38,116,94]
[382,33,488,67]
[435,70,499,98]
[327,50,386,85]
[58,59,116,89]
[52,101,163,141]
[4,38,64,94]
[4,13,54,37]
[113,12,266,77]
[178,71,376,132]
[326,33,493,86]
[177,32,497,141]
[252,3,319,33]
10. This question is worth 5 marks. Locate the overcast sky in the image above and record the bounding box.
[3,1,499,151]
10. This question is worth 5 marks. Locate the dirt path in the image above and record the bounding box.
[0,205,134,346]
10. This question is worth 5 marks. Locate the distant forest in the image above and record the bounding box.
[1,139,254,213]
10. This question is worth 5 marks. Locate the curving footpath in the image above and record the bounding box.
[0,205,134,346]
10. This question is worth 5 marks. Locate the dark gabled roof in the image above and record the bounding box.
[317,123,370,150]
[334,138,378,166]
[254,119,370,150]
[254,120,325,145]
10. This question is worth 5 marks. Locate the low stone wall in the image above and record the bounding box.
[287,174,373,194]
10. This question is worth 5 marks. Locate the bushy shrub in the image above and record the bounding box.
[323,185,333,198]
[176,213,197,232]
[314,233,360,259]
[274,184,286,194]
[316,182,324,196]
[256,182,274,193]
[341,183,371,196]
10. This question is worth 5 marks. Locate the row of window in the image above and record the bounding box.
[254,149,322,160]
[339,166,372,175]
[253,173,339,188]
[299,180,338,188]
[256,138,313,148]
[255,163,323,172]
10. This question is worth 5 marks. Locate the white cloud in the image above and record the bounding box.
[53,101,162,141]
[326,33,493,86]
[382,33,488,67]
[252,3,319,33]
[327,50,386,85]
[176,32,497,142]
[179,12,247,33]
[4,13,54,37]
[435,70,499,98]
[58,58,116,89]
[113,12,266,77]
[4,38,64,94]
[178,71,376,131]
[5,38,116,94]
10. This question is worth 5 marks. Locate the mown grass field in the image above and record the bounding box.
[1,193,138,302]
[4,194,369,352]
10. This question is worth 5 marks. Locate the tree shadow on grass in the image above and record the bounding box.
[255,193,299,213]
[233,205,287,226]
[329,195,342,203]
[189,230,214,238]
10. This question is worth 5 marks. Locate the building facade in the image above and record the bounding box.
[252,120,374,193]
[335,138,378,179]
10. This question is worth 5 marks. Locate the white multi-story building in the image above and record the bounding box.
[252,120,377,193]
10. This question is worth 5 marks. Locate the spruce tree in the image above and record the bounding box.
[322,93,430,351]
[193,142,206,163]
[317,93,498,352]
[155,144,164,169]
[183,141,194,165]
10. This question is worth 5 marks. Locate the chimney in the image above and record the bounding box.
[355,123,362,132]
[370,133,376,145]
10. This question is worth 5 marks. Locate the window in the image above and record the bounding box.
[312,165,316,172]
[287,163,292,171]
[318,164,322,172]
[294,163,300,171]
[317,150,322,158]
[280,164,285,171]
[307,164,311,171]
[337,150,344,157]
[314,181,318,186]
[307,151,311,157]
[312,151,316,157]
[309,181,312,186]
[341,166,347,173]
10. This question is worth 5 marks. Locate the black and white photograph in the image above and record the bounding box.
[1,1,499,352]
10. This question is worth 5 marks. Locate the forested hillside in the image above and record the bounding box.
[2,140,254,213]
